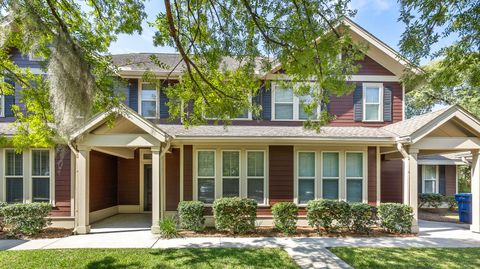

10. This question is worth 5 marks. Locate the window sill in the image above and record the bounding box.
[362,120,384,123]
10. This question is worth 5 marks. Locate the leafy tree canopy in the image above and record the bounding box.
[399,0,479,118]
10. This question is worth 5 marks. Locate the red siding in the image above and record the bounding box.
[51,146,71,217]
[166,148,181,211]
[381,159,403,203]
[446,165,457,196]
[367,147,377,205]
[117,149,140,205]
[89,150,118,212]
[183,145,193,201]
[329,81,403,127]
[356,55,395,76]
[269,145,294,203]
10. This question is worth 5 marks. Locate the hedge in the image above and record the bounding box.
[349,203,377,234]
[212,197,257,234]
[378,203,413,234]
[2,203,52,236]
[177,201,205,232]
[271,202,298,235]
[0,201,7,231]
[306,199,350,233]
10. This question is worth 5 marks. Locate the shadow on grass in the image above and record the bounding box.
[86,256,142,269]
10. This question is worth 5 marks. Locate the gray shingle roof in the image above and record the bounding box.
[381,106,452,137]
[158,124,395,140]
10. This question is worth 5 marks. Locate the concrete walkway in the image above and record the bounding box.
[1,220,480,269]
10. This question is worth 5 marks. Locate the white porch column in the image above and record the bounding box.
[402,157,410,205]
[408,148,419,233]
[470,150,480,232]
[75,146,91,234]
[151,147,161,233]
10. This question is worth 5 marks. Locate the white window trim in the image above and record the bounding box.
[221,150,241,197]
[3,149,24,203]
[422,165,439,194]
[193,147,269,206]
[344,151,367,203]
[28,53,43,61]
[321,151,341,200]
[271,82,321,121]
[0,77,6,117]
[293,147,368,206]
[362,82,384,122]
[138,79,160,119]
[295,151,317,206]
[246,150,267,205]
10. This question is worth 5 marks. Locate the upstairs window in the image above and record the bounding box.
[363,83,383,121]
[5,150,23,203]
[140,83,158,118]
[272,83,320,120]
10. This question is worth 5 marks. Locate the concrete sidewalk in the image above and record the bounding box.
[1,220,480,269]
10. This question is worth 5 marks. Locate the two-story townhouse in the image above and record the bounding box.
[1,18,479,234]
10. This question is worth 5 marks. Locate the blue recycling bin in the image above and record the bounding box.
[455,193,472,224]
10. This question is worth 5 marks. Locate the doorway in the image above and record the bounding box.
[140,149,153,212]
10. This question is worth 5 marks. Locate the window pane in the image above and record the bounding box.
[236,109,249,119]
[33,178,50,202]
[365,87,380,103]
[141,84,157,100]
[424,165,436,180]
[248,178,264,204]
[6,150,22,176]
[299,104,317,120]
[346,153,363,177]
[32,150,49,176]
[299,179,314,204]
[323,179,338,199]
[275,87,293,102]
[222,151,239,177]
[222,178,239,197]
[322,152,339,177]
[247,152,264,177]
[365,104,380,120]
[424,180,436,193]
[6,178,23,203]
[198,178,214,203]
[275,104,293,119]
[141,101,156,117]
[347,179,363,202]
[198,151,214,177]
[299,152,315,177]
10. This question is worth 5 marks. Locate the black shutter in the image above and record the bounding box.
[418,165,423,194]
[4,79,15,117]
[383,86,392,122]
[353,85,363,122]
[439,165,446,195]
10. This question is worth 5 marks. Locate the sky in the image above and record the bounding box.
[108,0,451,65]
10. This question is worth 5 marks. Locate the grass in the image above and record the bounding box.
[330,247,480,269]
[0,248,298,269]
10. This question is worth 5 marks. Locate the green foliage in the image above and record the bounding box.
[212,197,257,234]
[400,0,480,118]
[458,165,471,193]
[349,203,377,234]
[0,201,8,232]
[177,201,205,232]
[445,196,457,211]
[418,193,444,208]
[158,217,179,239]
[377,203,413,234]
[306,199,351,233]
[271,202,298,235]
[154,0,365,130]
[2,203,52,236]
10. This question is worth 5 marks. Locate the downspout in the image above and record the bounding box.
[397,142,410,205]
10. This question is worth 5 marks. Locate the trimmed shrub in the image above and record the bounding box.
[378,203,413,234]
[306,199,351,233]
[418,193,444,208]
[349,203,377,234]
[445,196,457,211]
[271,202,298,235]
[212,197,257,234]
[2,203,52,236]
[177,201,205,232]
[0,201,7,231]
[158,217,178,239]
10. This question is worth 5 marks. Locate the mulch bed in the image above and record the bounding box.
[419,208,460,224]
[178,226,415,238]
[0,227,73,240]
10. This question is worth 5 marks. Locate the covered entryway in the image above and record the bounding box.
[382,105,480,233]
[70,105,170,234]
[90,213,152,233]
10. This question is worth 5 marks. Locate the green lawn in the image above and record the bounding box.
[330,247,480,269]
[0,248,298,269]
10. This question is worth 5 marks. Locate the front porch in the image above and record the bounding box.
[90,213,152,233]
